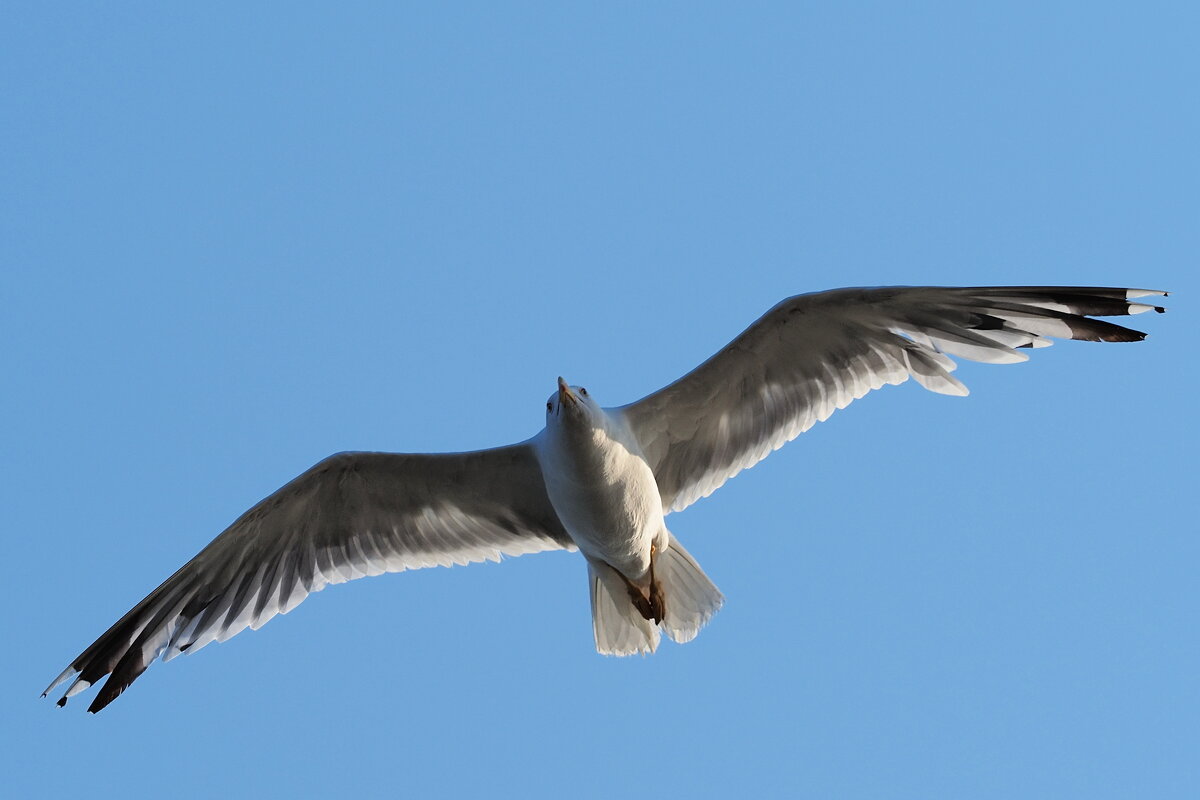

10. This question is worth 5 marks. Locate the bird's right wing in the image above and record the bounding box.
[617,286,1166,514]
[46,444,572,713]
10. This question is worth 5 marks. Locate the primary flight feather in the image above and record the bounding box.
[45,285,1166,712]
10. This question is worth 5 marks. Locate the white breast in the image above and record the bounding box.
[535,407,666,579]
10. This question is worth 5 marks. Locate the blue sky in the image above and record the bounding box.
[3,3,1195,797]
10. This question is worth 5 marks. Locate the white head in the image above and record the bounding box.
[545,376,601,429]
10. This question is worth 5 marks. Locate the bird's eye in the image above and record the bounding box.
[579,387,588,397]
[546,401,553,411]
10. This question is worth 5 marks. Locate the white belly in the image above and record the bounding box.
[536,422,666,580]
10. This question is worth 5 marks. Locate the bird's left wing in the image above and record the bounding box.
[45,444,571,713]
[616,286,1165,514]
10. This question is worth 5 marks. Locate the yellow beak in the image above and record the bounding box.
[557,376,576,404]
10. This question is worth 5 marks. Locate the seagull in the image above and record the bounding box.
[45,285,1166,712]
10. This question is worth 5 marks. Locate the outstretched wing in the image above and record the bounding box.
[617,286,1166,513]
[45,444,571,713]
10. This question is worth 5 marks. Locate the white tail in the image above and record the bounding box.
[656,534,724,644]
[588,533,724,656]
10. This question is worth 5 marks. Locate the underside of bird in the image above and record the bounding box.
[44,285,1166,712]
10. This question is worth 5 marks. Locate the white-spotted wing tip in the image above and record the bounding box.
[1129,303,1167,315]
[1126,288,1169,300]
[42,666,79,699]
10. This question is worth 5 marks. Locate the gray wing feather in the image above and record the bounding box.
[618,286,1165,513]
[46,444,570,712]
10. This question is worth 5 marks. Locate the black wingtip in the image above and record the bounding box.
[1154,306,1166,313]
[87,692,114,714]
[86,676,131,714]
[56,697,67,708]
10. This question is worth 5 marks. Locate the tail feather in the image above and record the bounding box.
[587,533,723,656]
[589,562,659,655]
[657,535,724,644]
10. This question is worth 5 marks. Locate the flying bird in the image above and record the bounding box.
[45,285,1166,712]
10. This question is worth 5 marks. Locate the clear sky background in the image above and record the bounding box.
[3,3,1195,798]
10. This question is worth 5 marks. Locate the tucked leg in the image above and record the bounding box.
[619,549,665,624]
[624,578,656,622]
[647,544,666,624]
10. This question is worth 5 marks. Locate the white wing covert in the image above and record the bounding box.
[45,445,571,713]
[617,286,1166,513]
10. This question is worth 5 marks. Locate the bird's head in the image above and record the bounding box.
[546,376,600,428]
